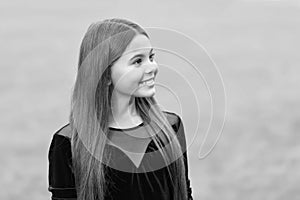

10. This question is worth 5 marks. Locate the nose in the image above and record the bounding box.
[145,61,158,76]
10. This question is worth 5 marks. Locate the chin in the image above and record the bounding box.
[135,90,156,98]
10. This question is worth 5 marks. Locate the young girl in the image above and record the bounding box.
[48,18,193,200]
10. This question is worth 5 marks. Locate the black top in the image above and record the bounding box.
[48,111,193,200]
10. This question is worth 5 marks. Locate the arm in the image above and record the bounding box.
[183,152,194,200]
[48,134,77,200]
[174,115,194,200]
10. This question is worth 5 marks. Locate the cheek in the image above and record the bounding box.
[111,70,142,90]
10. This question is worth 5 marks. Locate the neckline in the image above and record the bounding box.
[108,122,144,131]
[53,121,145,140]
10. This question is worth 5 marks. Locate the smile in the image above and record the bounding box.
[139,78,155,86]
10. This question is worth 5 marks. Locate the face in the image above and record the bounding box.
[110,34,158,98]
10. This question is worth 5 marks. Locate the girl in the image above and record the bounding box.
[48,18,193,200]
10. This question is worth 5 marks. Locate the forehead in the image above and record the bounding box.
[122,34,152,57]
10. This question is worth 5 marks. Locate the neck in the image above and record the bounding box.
[109,92,140,125]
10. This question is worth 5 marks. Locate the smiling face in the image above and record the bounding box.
[110,34,158,98]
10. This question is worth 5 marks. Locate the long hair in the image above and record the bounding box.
[69,18,188,200]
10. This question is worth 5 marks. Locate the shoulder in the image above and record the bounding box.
[162,110,183,129]
[49,123,72,152]
[54,123,72,139]
[162,110,186,149]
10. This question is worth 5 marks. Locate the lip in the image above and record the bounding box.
[140,77,155,83]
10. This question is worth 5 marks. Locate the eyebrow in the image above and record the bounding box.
[129,48,154,62]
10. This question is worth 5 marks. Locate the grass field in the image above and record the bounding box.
[1,0,300,199]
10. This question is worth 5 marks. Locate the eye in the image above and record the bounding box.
[133,58,143,65]
[132,53,155,65]
[149,53,155,62]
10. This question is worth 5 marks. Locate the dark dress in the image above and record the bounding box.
[48,111,193,200]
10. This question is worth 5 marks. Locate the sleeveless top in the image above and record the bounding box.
[48,111,193,200]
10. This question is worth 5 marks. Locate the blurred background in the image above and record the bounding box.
[1,0,300,199]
